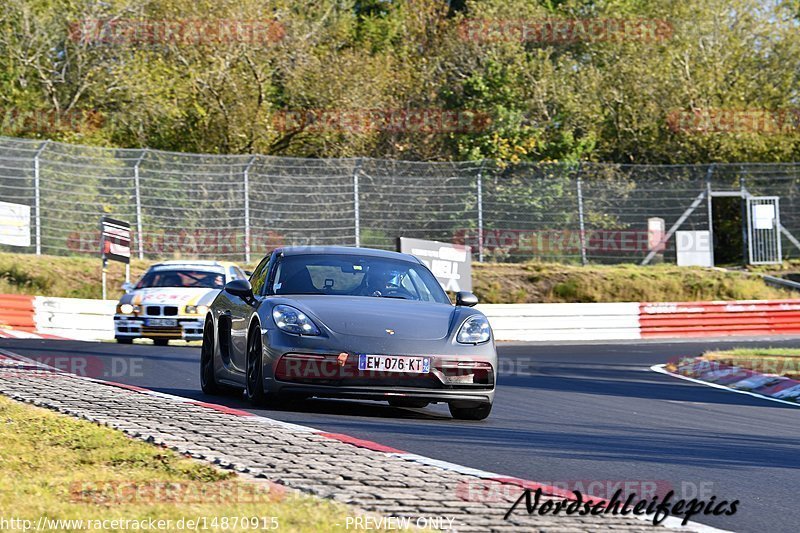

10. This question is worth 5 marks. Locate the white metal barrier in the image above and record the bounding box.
[27,297,644,343]
[477,303,641,342]
[33,297,117,341]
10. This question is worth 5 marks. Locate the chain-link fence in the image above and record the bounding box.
[1,136,799,265]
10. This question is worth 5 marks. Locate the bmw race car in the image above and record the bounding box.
[115,261,248,345]
[200,246,497,420]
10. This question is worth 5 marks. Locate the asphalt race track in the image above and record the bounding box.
[1,337,799,533]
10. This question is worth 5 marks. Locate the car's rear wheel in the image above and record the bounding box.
[153,338,169,346]
[200,320,219,395]
[449,402,492,420]
[245,326,267,406]
[388,398,429,409]
[115,337,133,345]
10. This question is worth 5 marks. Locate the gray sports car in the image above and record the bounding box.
[200,246,496,420]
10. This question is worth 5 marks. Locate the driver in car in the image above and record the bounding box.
[363,265,399,297]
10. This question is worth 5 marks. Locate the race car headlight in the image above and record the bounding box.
[185,304,209,316]
[272,305,320,336]
[117,303,137,315]
[457,315,491,344]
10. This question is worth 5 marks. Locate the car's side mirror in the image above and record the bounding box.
[244,270,253,277]
[225,279,254,300]
[456,291,478,307]
[121,282,134,293]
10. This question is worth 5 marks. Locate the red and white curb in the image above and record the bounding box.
[0,328,67,340]
[651,363,800,408]
[0,348,730,532]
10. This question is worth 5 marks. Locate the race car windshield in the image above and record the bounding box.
[271,255,450,304]
[135,269,225,289]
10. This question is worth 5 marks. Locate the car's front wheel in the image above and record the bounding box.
[245,326,267,406]
[153,338,169,346]
[115,337,133,345]
[449,402,492,421]
[200,321,219,395]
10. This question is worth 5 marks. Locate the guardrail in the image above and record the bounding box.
[33,297,117,341]
[639,300,800,338]
[476,303,640,342]
[761,274,800,293]
[3,294,800,342]
[0,295,35,332]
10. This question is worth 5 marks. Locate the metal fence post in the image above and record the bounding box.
[353,159,363,247]
[33,140,50,255]
[477,162,485,262]
[705,164,716,266]
[575,162,587,265]
[740,171,748,265]
[133,149,147,260]
[243,156,256,263]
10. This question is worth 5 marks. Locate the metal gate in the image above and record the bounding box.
[746,196,782,264]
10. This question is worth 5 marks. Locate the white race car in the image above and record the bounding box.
[114,261,248,345]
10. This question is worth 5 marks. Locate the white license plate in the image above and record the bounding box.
[358,355,430,373]
[146,318,177,327]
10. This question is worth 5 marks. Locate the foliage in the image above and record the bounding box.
[1,0,800,163]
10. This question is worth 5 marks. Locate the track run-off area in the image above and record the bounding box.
[0,337,798,533]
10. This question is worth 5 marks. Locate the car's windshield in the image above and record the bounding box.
[271,254,450,304]
[135,269,225,289]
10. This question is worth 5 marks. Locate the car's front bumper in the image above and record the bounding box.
[113,315,205,340]
[263,328,497,405]
[275,383,493,406]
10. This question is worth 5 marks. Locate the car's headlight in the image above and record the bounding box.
[185,305,209,316]
[272,305,320,335]
[457,315,491,344]
[118,303,136,315]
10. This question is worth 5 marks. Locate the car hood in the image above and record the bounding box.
[121,287,220,306]
[282,295,456,340]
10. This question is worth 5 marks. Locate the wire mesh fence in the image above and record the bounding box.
[1,135,799,265]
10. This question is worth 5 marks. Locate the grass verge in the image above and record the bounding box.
[0,252,150,300]
[472,262,792,303]
[0,395,372,532]
[0,251,796,303]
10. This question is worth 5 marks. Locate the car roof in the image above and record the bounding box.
[155,260,227,266]
[149,261,228,272]
[275,246,422,263]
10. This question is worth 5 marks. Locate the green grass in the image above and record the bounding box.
[0,251,795,303]
[0,252,151,300]
[473,261,792,303]
[0,395,377,532]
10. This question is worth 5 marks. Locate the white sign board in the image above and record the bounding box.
[398,237,472,292]
[0,201,31,247]
[753,204,776,230]
[676,230,713,267]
